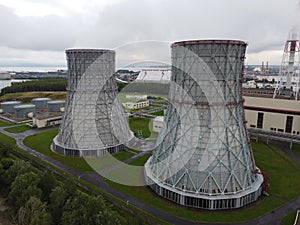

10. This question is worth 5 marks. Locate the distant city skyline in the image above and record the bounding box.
[0,0,299,67]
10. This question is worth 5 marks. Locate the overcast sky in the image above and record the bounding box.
[0,0,299,68]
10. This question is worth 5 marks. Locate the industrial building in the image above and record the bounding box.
[33,114,62,128]
[244,96,300,136]
[152,116,164,133]
[32,98,51,108]
[1,101,21,114]
[123,99,149,110]
[0,72,11,80]
[14,104,36,119]
[47,100,65,112]
[145,40,263,210]
[52,49,134,157]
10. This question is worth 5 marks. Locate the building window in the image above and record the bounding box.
[250,124,256,128]
[278,129,284,132]
[257,112,264,129]
[285,116,293,134]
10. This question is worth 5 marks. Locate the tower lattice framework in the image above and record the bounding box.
[53,49,134,157]
[145,40,263,210]
[273,29,300,100]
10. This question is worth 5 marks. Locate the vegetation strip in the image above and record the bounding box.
[0,132,167,225]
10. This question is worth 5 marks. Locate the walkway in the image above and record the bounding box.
[0,126,299,225]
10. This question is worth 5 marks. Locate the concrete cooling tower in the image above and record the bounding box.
[145,40,264,210]
[52,49,134,157]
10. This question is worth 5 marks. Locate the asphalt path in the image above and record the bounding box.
[0,126,299,225]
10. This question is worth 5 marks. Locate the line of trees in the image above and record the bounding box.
[0,78,67,96]
[0,145,145,225]
[0,79,129,96]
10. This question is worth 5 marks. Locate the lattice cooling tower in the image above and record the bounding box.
[145,40,263,210]
[52,49,134,157]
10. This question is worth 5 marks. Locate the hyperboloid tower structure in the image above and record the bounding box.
[145,40,264,210]
[52,49,134,157]
[273,29,300,100]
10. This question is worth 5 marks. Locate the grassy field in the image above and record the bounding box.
[0,91,66,102]
[150,110,164,116]
[128,117,151,138]
[106,141,300,223]
[0,132,16,146]
[129,154,151,166]
[291,144,300,158]
[4,124,31,133]
[0,119,14,127]
[23,129,93,172]
[23,129,137,172]
[281,211,297,225]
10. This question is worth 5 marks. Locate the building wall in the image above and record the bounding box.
[152,97,300,136]
[33,116,62,128]
[244,96,300,136]
[153,116,164,133]
[123,100,149,109]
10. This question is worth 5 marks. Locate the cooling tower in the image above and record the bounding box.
[52,49,134,157]
[145,40,263,210]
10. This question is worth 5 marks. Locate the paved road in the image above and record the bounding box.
[1,126,300,225]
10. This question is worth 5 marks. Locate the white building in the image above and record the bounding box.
[244,96,300,136]
[146,96,300,138]
[123,99,149,110]
[152,116,164,133]
[0,72,11,80]
[33,115,62,128]
[125,94,147,100]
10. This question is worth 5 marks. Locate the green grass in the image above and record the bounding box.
[129,154,151,166]
[106,142,300,223]
[0,132,17,146]
[113,151,136,161]
[23,129,137,172]
[0,119,14,127]
[282,211,297,225]
[128,117,151,138]
[23,129,93,172]
[150,110,164,116]
[128,148,141,154]
[291,144,300,158]
[4,124,31,133]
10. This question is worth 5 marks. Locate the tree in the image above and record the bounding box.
[49,179,76,225]
[61,192,124,225]
[17,196,51,225]
[6,172,42,213]
[38,172,56,202]
[0,145,9,159]
[4,159,31,186]
[0,158,14,170]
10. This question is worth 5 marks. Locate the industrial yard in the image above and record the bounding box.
[0,1,299,223]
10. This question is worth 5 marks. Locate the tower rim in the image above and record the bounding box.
[65,48,115,54]
[171,39,247,47]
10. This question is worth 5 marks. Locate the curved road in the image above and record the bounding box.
[0,126,299,225]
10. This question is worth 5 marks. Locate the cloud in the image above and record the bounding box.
[0,46,66,66]
[0,0,299,66]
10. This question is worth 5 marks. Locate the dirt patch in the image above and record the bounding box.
[0,196,13,225]
[0,196,7,212]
